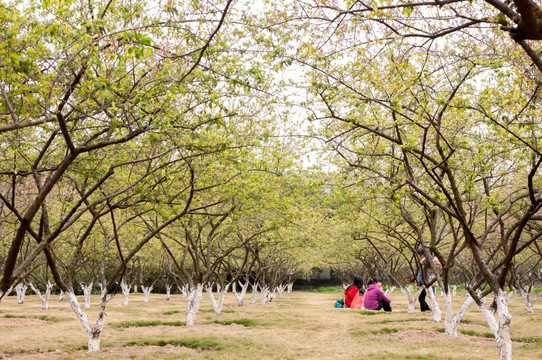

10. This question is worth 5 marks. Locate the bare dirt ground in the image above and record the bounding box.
[0,289,541,359]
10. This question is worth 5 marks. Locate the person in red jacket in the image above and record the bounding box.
[344,275,364,308]
[364,276,392,312]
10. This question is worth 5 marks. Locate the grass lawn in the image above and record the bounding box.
[0,288,541,359]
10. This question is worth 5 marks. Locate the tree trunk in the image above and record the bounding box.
[59,290,65,301]
[87,331,101,352]
[0,285,14,302]
[177,284,189,298]
[385,286,396,297]
[206,283,230,314]
[141,285,153,303]
[519,288,540,314]
[400,284,422,314]
[479,290,512,360]
[44,281,53,309]
[444,292,474,336]
[260,286,271,304]
[426,286,441,323]
[277,284,288,297]
[28,281,53,310]
[165,284,172,301]
[186,283,203,326]
[443,291,455,335]
[16,283,27,304]
[250,283,258,304]
[232,280,249,306]
[121,282,130,306]
[65,287,109,353]
[80,282,93,309]
[452,285,457,297]
[287,282,293,293]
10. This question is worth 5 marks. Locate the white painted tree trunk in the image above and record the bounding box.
[385,286,396,297]
[16,283,27,304]
[260,286,271,304]
[206,283,230,314]
[98,283,107,296]
[165,284,172,300]
[452,285,457,297]
[232,280,249,306]
[178,284,189,298]
[28,281,53,310]
[59,290,65,301]
[250,283,258,304]
[80,282,93,309]
[519,289,534,313]
[519,288,541,314]
[479,290,512,360]
[443,292,474,336]
[0,285,14,301]
[121,282,130,306]
[133,285,138,293]
[276,284,288,297]
[65,287,110,352]
[186,283,203,326]
[141,285,153,303]
[287,282,294,293]
[426,286,441,323]
[400,284,422,314]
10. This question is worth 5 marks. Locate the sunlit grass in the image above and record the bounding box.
[0,290,541,359]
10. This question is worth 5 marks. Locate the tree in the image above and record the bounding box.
[288,3,542,357]
[0,0,294,351]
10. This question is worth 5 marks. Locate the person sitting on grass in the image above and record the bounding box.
[344,275,364,308]
[363,276,392,312]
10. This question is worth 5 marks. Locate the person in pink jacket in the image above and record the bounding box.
[363,276,392,312]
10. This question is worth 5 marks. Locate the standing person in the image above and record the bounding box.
[364,276,392,312]
[344,275,363,308]
[416,248,431,312]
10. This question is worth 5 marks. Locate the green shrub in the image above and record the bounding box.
[312,286,343,293]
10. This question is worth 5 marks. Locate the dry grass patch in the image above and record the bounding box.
[0,289,541,359]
